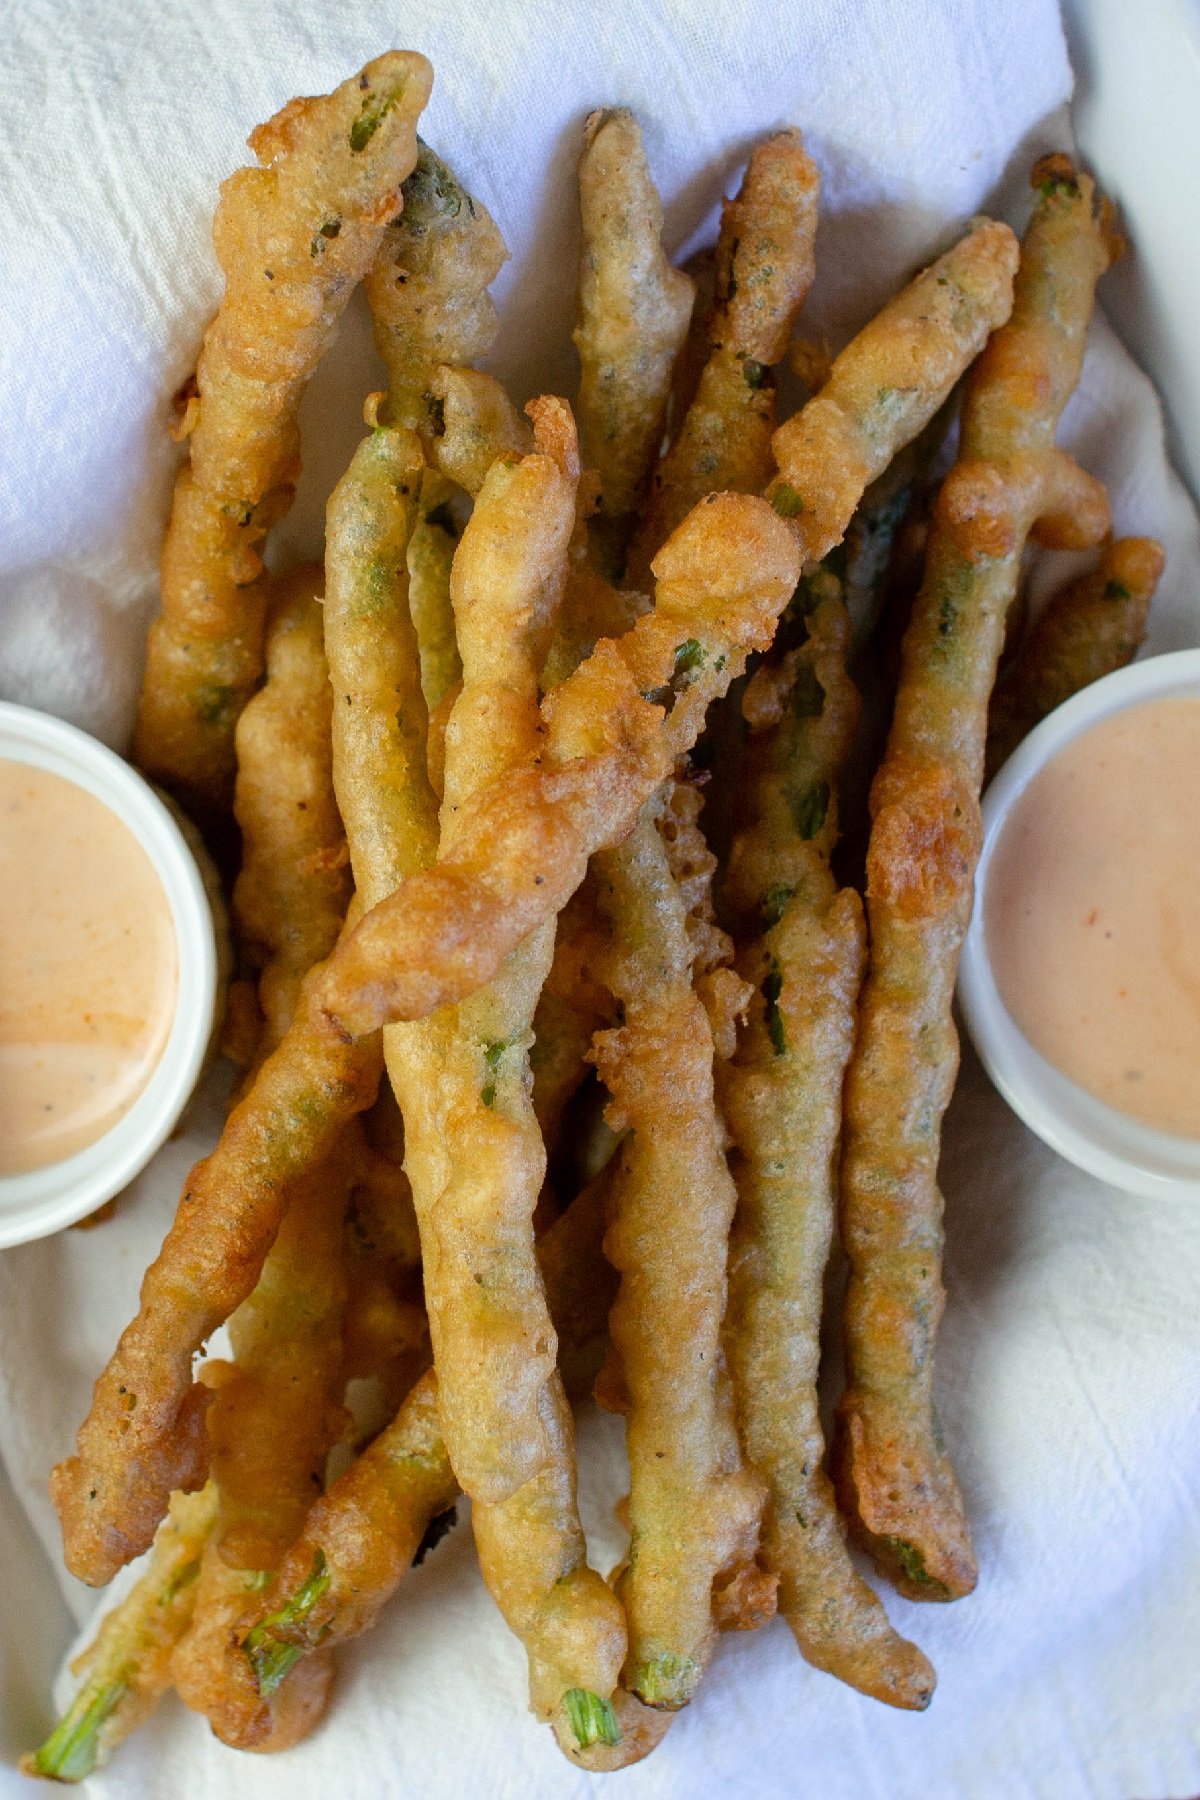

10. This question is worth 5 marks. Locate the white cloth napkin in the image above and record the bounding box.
[3,0,1200,1795]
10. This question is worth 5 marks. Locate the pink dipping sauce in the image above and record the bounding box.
[986,694,1200,1138]
[0,760,178,1175]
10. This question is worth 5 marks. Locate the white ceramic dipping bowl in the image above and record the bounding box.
[959,647,1200,1202]
[0,704,218,1246]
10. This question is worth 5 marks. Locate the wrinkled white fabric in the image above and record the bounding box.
[1,0,1199,1795]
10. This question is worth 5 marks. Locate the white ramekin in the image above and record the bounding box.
[959,647,1200,1202]
[0,704,219,1246]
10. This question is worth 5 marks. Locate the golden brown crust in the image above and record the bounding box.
[573,108,695,533]
[325,398,627,1747]
[769,219,1020,563]
[172,1545,334,1751]
[215,1174,616,1746]
[590,799,763,1713]
[51,960,381,1587]
[232,564,350,1050]
[135,54,432,816]
[366,142,507,432]
[719,595,934,1708]
[837,162,1116,1602]
[22,1487,217,1779]
[318,493,800,1033]
[427,366,534,496]
[531,880,614,1150]
[319,225,1023,1039]
[627,129,819,583]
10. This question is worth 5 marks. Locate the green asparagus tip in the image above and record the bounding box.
[350,86,401,153]
[633,1652,699,1708]
[1037,172,1080,201]
[247,1639,304,1702]
[879,1535,953,1599]
[242,1549,331,1697]
[563,1687,621,1749]
[25,1679,128,1782]
[672,639,706,682]
[770,482,805,519]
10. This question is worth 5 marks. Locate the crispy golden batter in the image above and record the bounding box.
[627,129,819,583]
[414,404,629,1748]
[135,53,432,815]
[985,535,1163,778]
[719,595,934,1709]
[23,1487,217,1782]
[837,159,1116,1602]
[217,1175,617,1745]
[51,959,382,1587]
[204,1133,355,1575]
[321,229,1018,1037]
[541,563,649,694]
[325,397,626,1751]
[426,365,534,495]
[169,561,361,1744]
[324,411,435,890]
[171,1544,334,1754]
[573,109,694,560]
[590,798,764,1712]
[768,219,1019,560]
[532,568,646,1159]
[366,140,510,720]
[531,883,613,1150]
[319,492,801,1033]
[232,565,350,1050]
[408,470,463,716]
[366,141,507,431]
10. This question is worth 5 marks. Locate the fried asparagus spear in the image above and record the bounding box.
[627,127,820,585]
[574,134,816,1716]
[324,399,627,1757]
[590,799,764,1712]
[366,138,508,711]
[573,108,695,574]
[718,589,934,1709]
[424,365,535,493]
[531,882,613,1150]
[837,159,1116,1601]
[231,565,351,1052]
[211,1172,619,1747]
[135,52,431,816]
[171,561,360,1745]
[23,1487,216,1783]
[408,474,463,719]
[168,1118,358,1749]
[51,950,382,1586]
[54,386,491,1593]
[985,535,1163,778]
[768,219,1018,557]
[56,219,1015,1590]
[317,220,1017,1035]
[366,140,508,432]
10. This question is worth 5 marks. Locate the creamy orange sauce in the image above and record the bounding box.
[0,761,178,1175]
[986,695,1200,1138]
